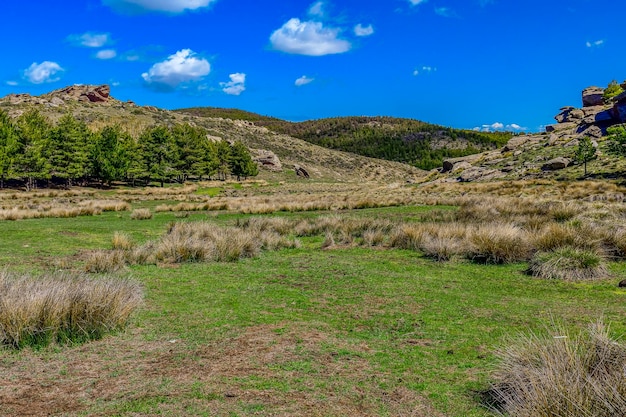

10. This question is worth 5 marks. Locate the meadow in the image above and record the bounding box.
[1,179,626,416]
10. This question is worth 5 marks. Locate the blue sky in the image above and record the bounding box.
[1,0,624,132]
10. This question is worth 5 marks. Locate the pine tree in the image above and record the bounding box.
[0,111,19,188]
[89,126,131,185]
[229,141,258,181]
[138,126,177,187]
[216,140,232,181]
[49,114,90,187]
[15,109,52,190]
[576,136,597,177]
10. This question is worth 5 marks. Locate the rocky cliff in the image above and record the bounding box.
[429,82,626,183]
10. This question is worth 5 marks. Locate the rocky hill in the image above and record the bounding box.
[421,82,626,184]
[0,85,424,183]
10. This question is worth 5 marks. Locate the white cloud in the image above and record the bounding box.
[408,0,427,5]
[23,61,64,84]
[476,122,526,132]
[220,73,246,96]
[413,66,436,76]
[586,39,604,48]
[103,0,216,13]
[295,75,314,87]
[68,32,111,48]
[308,1,324,17]
[96,49,117,60]
[142,49,210,90]
[270,18,351,56]
[5,81,18,86]
[354,24,374,37]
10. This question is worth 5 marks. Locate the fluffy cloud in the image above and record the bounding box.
[68,32,111,48]
[270,18,351,56]
[96,49,117,60]
[408,0,427,5]
[142,49,210,90]
[5,81,18,86]
[23,61,64,84]
[473,122,525,132]
[220,73,246,96]
[295,75,314,87]
[586,39,604,48]
[435,7,456,17]
[103,0,216,13]
[354,24,374,37]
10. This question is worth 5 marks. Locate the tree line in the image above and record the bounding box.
[0,109,258,189]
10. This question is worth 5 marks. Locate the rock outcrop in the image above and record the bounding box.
[582,87,605,107]
[252,150,282,171]
[45,84,114,104]
[541,157,571,171]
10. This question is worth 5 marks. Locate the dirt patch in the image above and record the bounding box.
[0,324,444,416]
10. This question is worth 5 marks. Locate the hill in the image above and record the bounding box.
[0,85,424,184]
[175,108,513,170]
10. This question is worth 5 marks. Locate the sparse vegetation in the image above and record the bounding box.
[130,208,152,220]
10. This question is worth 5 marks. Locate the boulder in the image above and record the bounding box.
[577,125,603,138]
[582,86,605,107]
[554,107,584,123]
[502,136,529,152]
[581,106,613,124]
[541,157,571,171]
[294,165,310,179]
[612,92,626,123]
[451,161,472,172]
[457,167,504,182]
[252,150,282,172]
[545,122,576,133]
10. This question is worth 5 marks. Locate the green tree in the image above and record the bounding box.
[171,124,219,182]
[138,126,177,187]
[89,126,131,185]
[216,140,232,181]
[575,136,597,177]
[607,124,626,156]
[15,109,52,190]
[0,111,19,188]
[48,114,90,187]
[229,141,258,181]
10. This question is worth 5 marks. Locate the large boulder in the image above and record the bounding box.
[545,122,577,133]
[582,86,605,107]
[554,107,584,123]
[612,92,626,123]
[457,167,504,182]
[252,150,282,172]
[541,157,571,171]
[502,136,529,152]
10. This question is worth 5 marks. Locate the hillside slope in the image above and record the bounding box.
[0,86,424,183]
[176,108,513,170]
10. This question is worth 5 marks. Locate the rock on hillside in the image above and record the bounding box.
[426,83,626,183]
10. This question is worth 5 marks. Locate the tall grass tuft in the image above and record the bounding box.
[130,208,153,220]
[527,247,608,281]
[467,223,531,264]
[0,271,143,349]
[485,321,626,417]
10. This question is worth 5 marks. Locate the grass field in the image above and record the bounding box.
[1,181,626,416]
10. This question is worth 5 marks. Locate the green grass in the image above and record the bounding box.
[1,205,626,415]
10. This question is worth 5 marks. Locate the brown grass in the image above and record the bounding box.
[485,321,626,416]
[0,271,143,349]
[130,208,153,220]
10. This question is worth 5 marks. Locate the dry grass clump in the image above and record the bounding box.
[527,247,608,281]
[485,321,626,417]
[154,201,228,212]
[0,271,143,349]
[420,235,466,262]
[111,232,135,250]
[533,223,602,253]
[130,208,153,220]
[84,250,127,273]
[79,199,130,212]
[128,221,299,265]
[467,223,531,264]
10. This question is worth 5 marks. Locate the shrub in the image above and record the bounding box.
[527,247,607,281]
[130,208,153,220]
[485,321,626,417]
[467,223,531,264]
[0,271,143,349]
